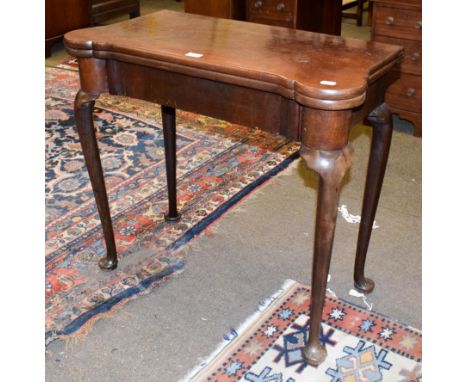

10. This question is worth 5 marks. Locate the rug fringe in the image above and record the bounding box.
[179,279,297,382]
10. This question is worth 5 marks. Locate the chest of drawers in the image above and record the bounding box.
[245,0,341,35]
[246,0,296,28]
[185,0,342,35]
[371,0,422,136]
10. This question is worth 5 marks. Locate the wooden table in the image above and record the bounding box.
[64,10,402,365]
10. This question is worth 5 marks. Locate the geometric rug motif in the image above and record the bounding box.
[185,280,422,382]
[45,67,300,345]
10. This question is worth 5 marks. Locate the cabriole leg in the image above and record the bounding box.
[301,145,353,365]
[354,103,393,293]
[74,90,118,270]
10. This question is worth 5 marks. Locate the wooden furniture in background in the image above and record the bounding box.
[46,0,91,57]
[64,10,402,365]
[184,0,245,19]
[304,0,343,35]
[185,0,342,35]
[45,0,140,57]
[246,0,341,34]
[371,0,422,136]
[91,0,140,26]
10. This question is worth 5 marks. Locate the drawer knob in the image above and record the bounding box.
[385,16,394,25]
[415,20,422,30]
[406,88,416,97]
[254,0,263,9]
[277,2,285,11]
[411,52,420,62]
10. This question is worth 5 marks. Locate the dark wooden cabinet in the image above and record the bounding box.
[371,0,422,136]
[185,0,342,35]
[46,0,91,57]
[184,0,245,19]
[91,0,140,26]
[45,0,140,57]
[246,0,342,35]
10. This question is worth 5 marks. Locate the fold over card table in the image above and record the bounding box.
[64,10,403,365]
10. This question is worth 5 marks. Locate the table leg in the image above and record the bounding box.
[161,105,181,222]
[74,90,118,270]
[353,103,393,293]
[300,144,353,365]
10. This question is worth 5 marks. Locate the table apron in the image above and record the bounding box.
[78,57,389,149]
[106,59,302,140]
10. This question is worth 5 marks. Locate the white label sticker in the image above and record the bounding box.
[185,52,204,58]
[320,80,337,86]
[338,205,379,229]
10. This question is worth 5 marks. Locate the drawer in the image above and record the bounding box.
[247,0,296,25]
[386,72,421,113]
[373,4,422,40]
[374,35,421,75]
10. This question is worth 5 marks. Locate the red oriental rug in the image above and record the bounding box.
[45,66,299,345]
[184,280,422,382]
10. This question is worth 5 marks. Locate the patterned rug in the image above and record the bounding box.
[50,57,79,71]
[185,280,422,382]
[45,66,299,345]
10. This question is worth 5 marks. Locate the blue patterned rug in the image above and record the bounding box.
[45,67,300,345]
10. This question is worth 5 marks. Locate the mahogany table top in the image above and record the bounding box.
[65,10,403,110]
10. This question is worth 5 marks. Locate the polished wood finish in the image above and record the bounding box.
[65,12,401,110]
[247,0,342,34]
[45,0,91,57]
[371,0,422,136]
[184,0,245,19]
[302,0,343,35]
[161,106,181,222]
[245,0,343,34]
[246,0,298,29]
[354,103,393,293]
[64,10,402,364]
[373,35,421,75]
[386,72,421,113]
[301,144,353,365]
[45,0,140,57]
[74,89,117,270]
[185,0,342,35]
[373,2,421,40]
[106,60,300,139]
